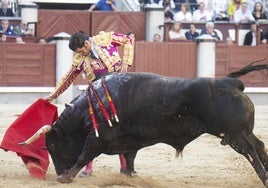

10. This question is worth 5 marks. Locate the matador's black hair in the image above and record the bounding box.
[69,31,89,51]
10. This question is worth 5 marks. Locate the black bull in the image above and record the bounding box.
[22,64,268,186]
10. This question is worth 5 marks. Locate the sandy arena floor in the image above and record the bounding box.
[0,103,268,188]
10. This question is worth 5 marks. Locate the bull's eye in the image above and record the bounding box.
[48,143,56,151]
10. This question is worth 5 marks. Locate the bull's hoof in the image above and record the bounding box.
[120,169,131,176]
[56,174,74,183]
[120,169,136,176]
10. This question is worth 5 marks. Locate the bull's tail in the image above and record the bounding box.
[227,59,268,78]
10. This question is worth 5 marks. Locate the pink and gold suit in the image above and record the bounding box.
[49,31,135,99]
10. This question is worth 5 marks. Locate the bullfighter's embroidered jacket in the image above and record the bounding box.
[49,31,134,100]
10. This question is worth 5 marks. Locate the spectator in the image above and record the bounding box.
[38,37,47,44]
[205,0,216,20]
[174,3,193,22]
[13,20,34,37]
[168,21,186,41]
[0,0,14,17]
[212,0,229,21]
[185,23,199,41]
[88,0,117,11]
[192,2,212,22]
[159,0,175,21]
[227,0,246,21]
[0,33,7,42]
[243,21,267,45]
[200,22,221,41]
[234,2,256,23]
[0,19,16,36]
[252,2,267,21]
[247,0,266,12]
[153,33,161,41]
[175,0,199,12]
[189,0,199,12]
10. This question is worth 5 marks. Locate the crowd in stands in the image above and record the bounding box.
[151,0,268,46]
[90,0,268,25]
[141,0,268,22]
[137,0,268,45]
[0,0,47,44]
[0,0,268,46]
[0,18,46,44]
[167,19,268,46]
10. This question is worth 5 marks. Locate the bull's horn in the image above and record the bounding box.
[18,125,51,145]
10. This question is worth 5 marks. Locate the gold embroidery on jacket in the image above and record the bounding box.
[93,44,121,72]
[93,31,112,46]
[83,56,96,81]
[49,65,80,99]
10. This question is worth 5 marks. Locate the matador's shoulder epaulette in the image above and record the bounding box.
[93,31,113,47]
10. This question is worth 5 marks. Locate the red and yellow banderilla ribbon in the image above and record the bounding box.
[101,77,119,122]
[86,78,119,137]
[89,83,112,127]
[86,88,99,137]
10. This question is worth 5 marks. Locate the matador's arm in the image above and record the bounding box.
[111,32,135,66]
[48,53,84,100]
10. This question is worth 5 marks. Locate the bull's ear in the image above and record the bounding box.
[65,103,74,109]
[46,128,60,143]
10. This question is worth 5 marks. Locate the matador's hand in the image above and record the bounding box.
[120,63,128,73]
[43,95,53,103]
